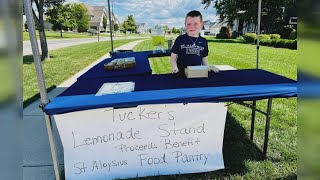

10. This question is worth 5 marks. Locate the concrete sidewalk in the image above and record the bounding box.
[23,40,145,179]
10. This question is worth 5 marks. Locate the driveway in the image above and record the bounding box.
[23,36,150,56]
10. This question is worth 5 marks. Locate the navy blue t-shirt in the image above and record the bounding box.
[171,33,209,71]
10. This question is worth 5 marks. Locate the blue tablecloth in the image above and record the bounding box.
[77,50,171,80]
[45,69,297,115]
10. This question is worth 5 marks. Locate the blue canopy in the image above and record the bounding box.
[77,50,171,80]
[45,69,297,115]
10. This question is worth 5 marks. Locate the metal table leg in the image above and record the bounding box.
[263,98,273,157]
[250,100,257,141]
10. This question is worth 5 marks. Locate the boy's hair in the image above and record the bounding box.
[186,10,203,22]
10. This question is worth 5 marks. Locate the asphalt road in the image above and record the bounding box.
[23,36,149,55]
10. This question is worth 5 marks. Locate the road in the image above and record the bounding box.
[23,36,150,55]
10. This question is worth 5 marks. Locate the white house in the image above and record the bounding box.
[81,3,118,32]
[202,20,227,36]
[136,23,149,34]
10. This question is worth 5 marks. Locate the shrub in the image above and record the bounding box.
[255,34,271,44]
[259,39,272,46]
[270,34,281,40]
[216,33,228,39]
[290,40,297,49]
[289,30,297,40]
[271,39,278,47]
[243,33,257,43]
[259,34,271,40]
[219,26,228,34]
[236,36,244,41]
[217,26,232,39]
[273,26,294,39]
[275,39,287,48]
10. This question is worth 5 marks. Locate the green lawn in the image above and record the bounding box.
[23,39,140,106]
[133,38,297,179]
[23,31,110,41]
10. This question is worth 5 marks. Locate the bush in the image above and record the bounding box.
[236,36,244,41]
[289,30,297,40]
[219,26,228,34]
[217,26,232,39]
[254,34,271,44]
[275,39,287,48]
[216,33,228,39]
[259,34,271,40]
[270,34,281,40]
[243,33,257,43]
[290,40,297,49]
[87,28,97,35]
[259,39,272,46]
[273,26,294,39]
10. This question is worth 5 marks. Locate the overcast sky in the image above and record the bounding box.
[66,0,218,28]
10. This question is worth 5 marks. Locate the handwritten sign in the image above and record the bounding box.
[53,103,227,179]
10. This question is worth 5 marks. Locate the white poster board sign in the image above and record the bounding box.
[54,103,227,179]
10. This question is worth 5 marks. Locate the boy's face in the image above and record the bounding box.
[185,16,203,37]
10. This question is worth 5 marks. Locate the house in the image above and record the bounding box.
[136,23,149,34]
[81,3,118,32]
[233,19,256,35]
[23,13,53,31]
[202,20,215,35]
[202,20,227,36]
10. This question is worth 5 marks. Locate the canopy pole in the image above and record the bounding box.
[24,0,60,179]
[107,0,114,52]
[256,0,262,69]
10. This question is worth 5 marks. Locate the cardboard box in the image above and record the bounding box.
[185,66,208,78]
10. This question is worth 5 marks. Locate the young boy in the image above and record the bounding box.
[170,10,209,76]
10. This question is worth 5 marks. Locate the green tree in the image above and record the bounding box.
[46,4,77,37]
[114,23,119,31]
[123,15,137,33]
[103,16,107,30]
[71,3,89,32]
[24,0,65,60]
[163,25,169,34]
[201,0,296,33]
[172,27,177,34]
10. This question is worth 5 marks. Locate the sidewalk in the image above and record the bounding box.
[23,40,145,179]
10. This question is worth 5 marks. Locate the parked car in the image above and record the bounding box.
[87,28,97,35]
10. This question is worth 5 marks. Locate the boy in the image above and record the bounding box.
[170,10,209,76]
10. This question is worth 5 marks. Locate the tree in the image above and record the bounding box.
[26,0,65,60]
[103,16,107,30]
[123,15,137,33]
[201,0,296,33]
[46,4,77,37]
[71,3,89,32]
[163,25,169,34]
[172,27,177,34]
[114,23,119,31]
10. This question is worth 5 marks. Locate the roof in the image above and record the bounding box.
[81,3,94,17]
[81,3,107,27]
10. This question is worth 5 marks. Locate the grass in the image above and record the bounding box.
[132,37,297,179]
[23,30,111,41]
[0,58,16,104]
[23,31,154,41]
[23,39,141,106]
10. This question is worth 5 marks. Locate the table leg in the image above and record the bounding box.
[263,98,273,157]
[250,100,257,141]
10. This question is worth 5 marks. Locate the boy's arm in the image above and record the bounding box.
[170,53,179,73]
[202,56,208,66]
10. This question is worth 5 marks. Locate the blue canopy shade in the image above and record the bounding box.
[45,69,297,115]
[78,50,171,80]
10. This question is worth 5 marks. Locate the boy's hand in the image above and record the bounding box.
[171,66,179,74]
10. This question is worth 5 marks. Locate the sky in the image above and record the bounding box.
[66,0,218,28]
